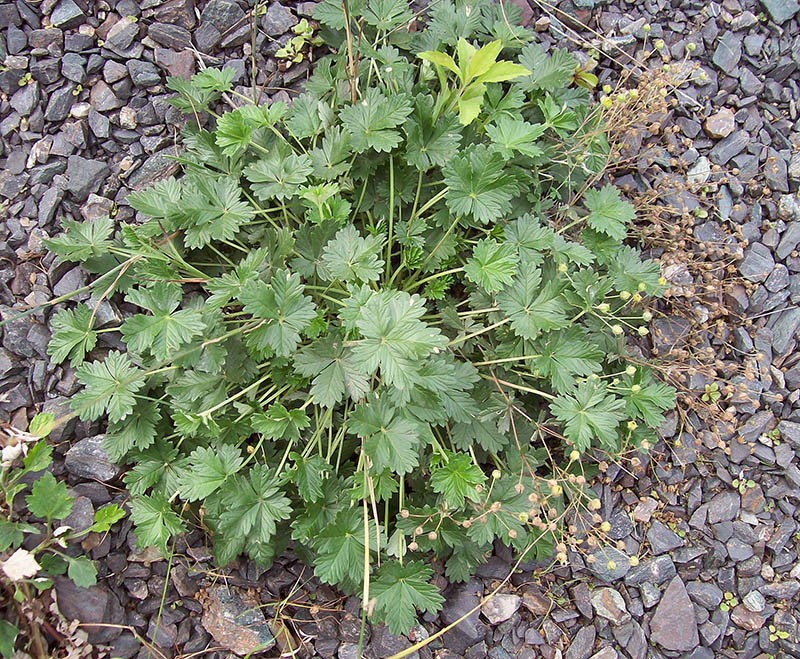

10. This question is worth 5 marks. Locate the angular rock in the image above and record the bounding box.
[127,61,162,88]
[45,85,75,122]
[10,82,38,116]
[50,0,85,28]
[565,626,595,659]
[760,0,800,23]
[202,585,275,655]
[441,579,485,655]
[772,308,800,354]
[704,108,735,139]
[709,130,749,165]
[148,22,193,49]
[730,603,766,630]
[54,577,124,643]
[591,588,630,625]
[738,243,775,283]
[261,2,297,36]
[480,593,520,625]
[65,155,109,201]
[64,436,119,482]
[201,0,245,30]
[646,521,684,555]
[712,31,741,71]
[104,16,139,54]
[650,576,700,652]
[90,80,122,112]
[625,555,676,586]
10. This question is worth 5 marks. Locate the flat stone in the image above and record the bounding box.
[650,576,700,652]
[565,626,595,659]
[704,108,735,139]
[54,577,124,644]
[45,84,75,122]
[760,0,800,23]
[153,0,196,28]
[202,585,275,655]
[588,547,630,582]
[707,491,740,524]
[480,593,520,625]
[50,0,85,28]
[127,60,162,88]
[591,588,630,625]
[686,581,723,609]
[687,157,711,186]
[201,0,245,31]
[709,130,749,165]
[148,22,192,49]
[738,243,775,283]
[765,149,789,193]
[65,155,109,201]
[127,147,181,189]
[104,16,139,53]
[777,222,800,259]
[440,579,484,654]
[712,31,741,71]
[632,497,658,523]
[771,308,800,354]
[261,2,297,36]
[646,521,684,555]
[730,603,766,631]
[90,80,122,112]
[625,555,676,586]
[65,436,120,482]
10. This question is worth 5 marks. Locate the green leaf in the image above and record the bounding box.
[486,117,545,159]
[89,504,126,533]
[294,334,370,407]
[0,620,18,659]
[180,175,254,249]
[457,81,485,125]
[518,44,577,92]
[444,145,518,224]
[127,177,183,222]
[477,60,531,83]
[25,472,73,521]
[466,39,503,80]
[550,381,626,451]
[608,246,662,295]
[352,290,447,390]
[583,184,635,242]
[286,93,327,139]
[0,520,24,553]
[22,441,52,473]
[312,508,365,586]
[464,238,518,293]
[45,217,114,262]
[66,556,97,588]
[121,282,205,361]
[179,445,245,502]
[531,328,603,394]
[340,88,413,153]
[129,493,186,555]
[289,452,329,502]
[418,50,460,77]
[252,403,310,441]
[349,393,421,475]
[314,0,366,29]
[238,270,316,357]
[621,370,676,428]
[430,452,485,508]
[497,267,569,339]
[372,561,444,635]
[364,0,411,30]
[47,304,98,367]
[310,126,352,180]
[244,150,313,201]
[105,399,161,461]
[215,108,253,156]
[404,95,462,171]
[320,225,385,283]
[214,465,292,565]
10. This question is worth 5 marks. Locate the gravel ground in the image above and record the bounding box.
[1,0,799,657]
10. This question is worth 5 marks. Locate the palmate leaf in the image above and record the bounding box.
[621,370,676,428]
[180,175,254,249]
[349,393,422,475]
[583,184,636,242]
[25,473,72,521]
[320,225,385,283]
[129,493,186,555]
[244,150,313,201]
[404,95,462,171]
[105,399,161,461]
[372,561,444,635]
[364,0,411,30]
[310,127,352,180]
[45,217,114,262]
[293,334,370,407]
[608,246,662,295]
[486,117,545,159]
[286,93,328,140]
[314,0,366,29]
[430,452,485,508]
[213,465,292,565]
[72,351,143,423]
[443,145,518,224]
[312,508,365,586]
[238,269,316,357]
[179,445,245,502]
[252,403,310,441]
[517,43,577,93]
[550,381,626,452]
[126,177,183,222]
[352,290,447,390]
[497,267,569,339]
[47,303,97,367]
[530,327,603,394]
[340,88,413,153]
[121,282,205,362]
[464,238,518,293]
[288,452,329,502]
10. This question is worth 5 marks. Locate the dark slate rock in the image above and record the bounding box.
[261,2,297,36]
[772,308,800,354]
[650,576,700,652]
[6,24,26,53]
[148,22,192,49]
[440,579,485,655]
[707,491,740,524]
[65,155,108,201]
[625,555,676,586]
[738,243,775,283]
[9,82,38,116]
[709,130,749,165]
[64,436,119,482]
[686,581,723,609]
[54,577,124,643]
[127,60,162,88]
[765,149,789,193]
[30,58,61,85]
[646,521,685,555]
[50,0,84,28]
[777,223,800,260]
[564,625,595,659]
[0,3,21,28]
[104,16,139,53]
[760,0,800,23]
[201,0,245,31]
[60,52,86,83]
[712,31,741,71]
[127,147,180,188]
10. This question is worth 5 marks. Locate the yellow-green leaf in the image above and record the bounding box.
[457,83,485,125]
[417,50,460,77]
[477,60,530,84]
[467,40,503,80]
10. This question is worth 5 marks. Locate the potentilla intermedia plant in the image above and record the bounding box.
[44,0,675,634]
